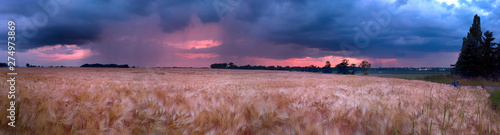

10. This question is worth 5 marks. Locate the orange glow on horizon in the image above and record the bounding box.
[240,56,398,67]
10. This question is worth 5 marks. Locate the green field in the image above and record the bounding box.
[363,71,449,79]
[362,70,500,87]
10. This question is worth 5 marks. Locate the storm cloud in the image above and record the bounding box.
[1,0,499,67]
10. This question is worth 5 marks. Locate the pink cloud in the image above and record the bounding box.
[166,40,222,49]
[27,45,96,61]
[176,53,219,59]
[158,15,224,50]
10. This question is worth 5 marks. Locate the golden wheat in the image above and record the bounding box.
[0,68,498,134]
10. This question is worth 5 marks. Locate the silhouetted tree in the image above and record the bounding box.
[359,60,371,75]
[349,64,357,74]
[335,59,349,74]
[80,63,129,68]
[323,61,332,73]
[494,41,500,78]
[454,15,500,79]
[210,63,228,68]
[455,15,483,78]
[306,65,320,72]
[26,63,30,67]
[481,31,496,78]
[228,62,237,69]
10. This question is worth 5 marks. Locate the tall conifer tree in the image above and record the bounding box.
[455,14,483,78]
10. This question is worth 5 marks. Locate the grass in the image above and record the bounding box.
[366,71,449,79]
[415,74,500,87]
[0,68,499,134]
[489,89,500,112]
[416,74,500,115]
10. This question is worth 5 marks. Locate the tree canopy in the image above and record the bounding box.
[455,14,499,79]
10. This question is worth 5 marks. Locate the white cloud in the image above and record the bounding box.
[436,0,461,6]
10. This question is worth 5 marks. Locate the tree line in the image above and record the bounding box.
[80,63,130,68]
[26,63,44,67]
[211,59,371,75]
[455,15,500,80]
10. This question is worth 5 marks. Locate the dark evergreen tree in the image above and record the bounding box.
[494,41,500,78]
[482,31,496,78]
[455,14,483,78]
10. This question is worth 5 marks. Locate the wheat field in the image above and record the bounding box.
[0,68,499,134]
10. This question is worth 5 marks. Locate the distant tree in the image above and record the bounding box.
[267,66,276,70]
[0,63,7,67]
[349,64,356,74]
[359,60,371,75]
[80,63,129,68]
[241,64,251,69]
[323,61,332,73]
[335,59,349,74]
[210,63,217,68]
[228,62,237,69]
[307,65,320,72]
[26,63,30,67]
[210,63,228,69]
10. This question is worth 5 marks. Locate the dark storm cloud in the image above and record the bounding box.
[1,0,143,50]
[1,0,220,50]
[210,0,499,59]
[185,0,498,60]
[2,0,499,63]
[155,0,219,32]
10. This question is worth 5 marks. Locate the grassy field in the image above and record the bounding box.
[366,71,450,79]
[1,68,499,134]
[415,74,500,87]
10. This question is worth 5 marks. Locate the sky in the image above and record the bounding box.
[1,0,499,68]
